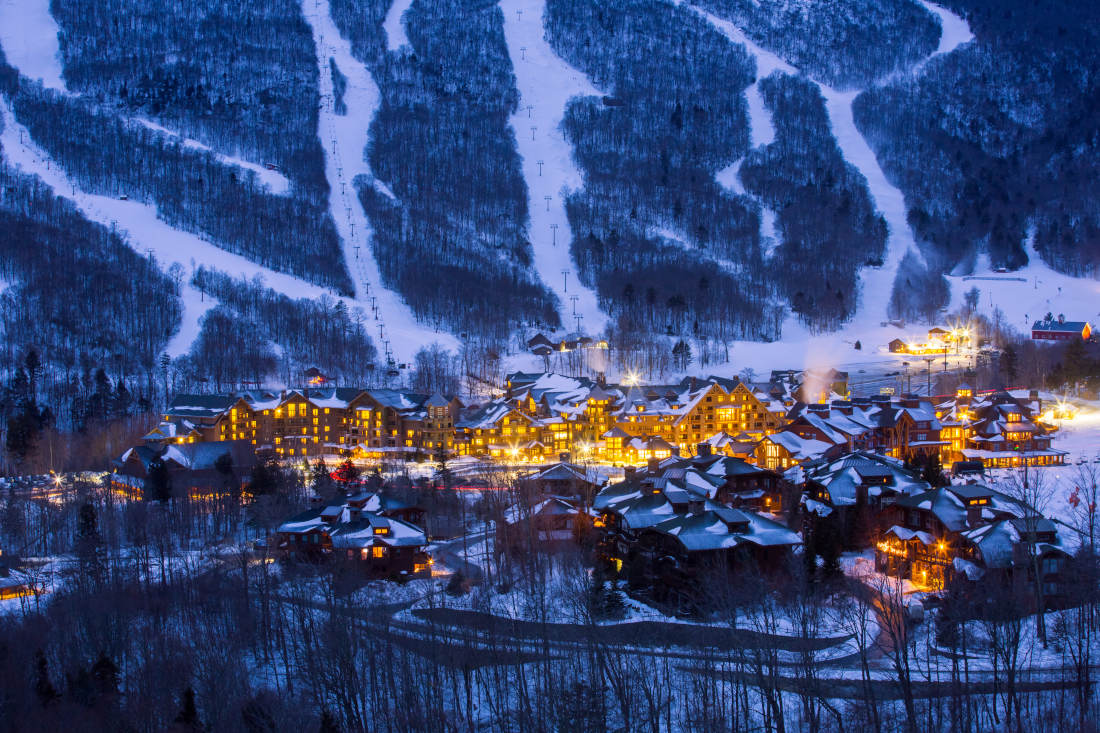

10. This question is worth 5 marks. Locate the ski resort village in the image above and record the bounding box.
[3,0,1100,726]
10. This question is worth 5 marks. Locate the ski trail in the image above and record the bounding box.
[686,1,974,328]
[919,1,974,58]
[132,118,291,195]
[500,0,607,336]
[0,98,385,357]
[0,0,64,91]
[383,0,413,51]
[302,0,458,361]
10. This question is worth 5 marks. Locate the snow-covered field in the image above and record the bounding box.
[302,0,459,361]
[500,0,607,336]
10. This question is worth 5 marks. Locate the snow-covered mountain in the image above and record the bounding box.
[0,0,1097,388]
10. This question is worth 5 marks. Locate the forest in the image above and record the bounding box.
[50,0,328,190]
[694,0,941,88]
[4,77,352,294]
[333,0,561,342]
[179,269,379,391]
[1,463,1099,732]
[546,0,784,343]
[739,73,887,330]
[854,0,1100,278]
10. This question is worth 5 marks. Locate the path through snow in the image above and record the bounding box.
[302,0,458,361]
[500,0,607,336]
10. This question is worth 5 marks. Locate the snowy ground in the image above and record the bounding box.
[302,0,459,362]
[500,0,607,336]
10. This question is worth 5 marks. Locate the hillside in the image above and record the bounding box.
[0,0,1096,397]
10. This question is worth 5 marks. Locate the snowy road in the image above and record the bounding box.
[302,0,459,361]
[500,0,607,336]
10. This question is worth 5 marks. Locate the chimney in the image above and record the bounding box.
[348,507,362,522]
[697,442,712,458]
[967,503,982,529]
[597,372,606,387]
[689,376,697,391]
[670,445,681,458]
[647,457,661,473]
[624,466,637,481]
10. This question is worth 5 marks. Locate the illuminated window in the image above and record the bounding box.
[372,546,386,558]
[324,408,330,414]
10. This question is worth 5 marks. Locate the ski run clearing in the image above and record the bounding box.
[302,0,459,361]
[500,0,608,336]
[0,0,65,92]
[383,0,413,51]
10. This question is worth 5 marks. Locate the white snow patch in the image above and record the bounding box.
[302,0,459,361]
[500,0,607,335]
[715,159,745,195]
[919,0,975,58]
[744,75,777,148]
[383,0,413,51]
[132,118,291,195]
[0,0,64,91]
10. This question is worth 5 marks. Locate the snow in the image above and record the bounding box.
[132,118,291,195]
[383,0,413,51]
[500,0,607,337]
[918,0,975,59]
[0,0,64,91]
[302,0,458,361]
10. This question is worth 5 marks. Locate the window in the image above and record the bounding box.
[372,546,387,558]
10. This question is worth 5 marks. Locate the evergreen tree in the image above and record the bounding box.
[249,459,277,497]
[33,649,59,707]
[75,501,105,584]
[145,453,173,502]
[310,459,335,498]
[332,459,360,490]
[1000,343,1019,384]
[318,710,341,733]
[174,686,201,730]
[90,653,119,700]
